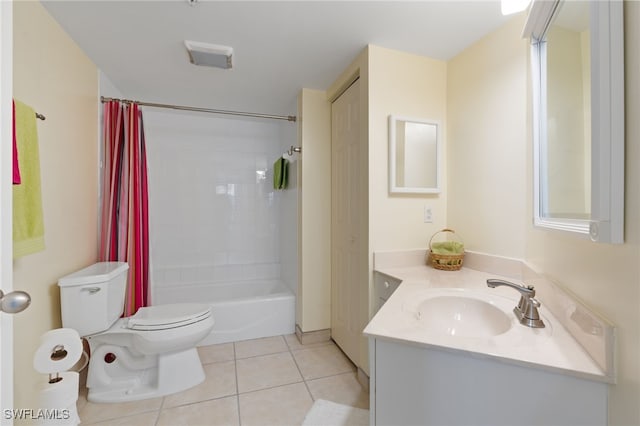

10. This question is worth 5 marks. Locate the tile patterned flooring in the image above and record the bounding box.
[77,335,369,425]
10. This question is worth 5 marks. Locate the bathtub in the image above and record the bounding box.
[153,279,295,345]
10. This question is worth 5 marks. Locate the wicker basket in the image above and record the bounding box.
[427,228,465,271]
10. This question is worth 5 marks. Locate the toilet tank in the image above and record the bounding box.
[58,262,129,337]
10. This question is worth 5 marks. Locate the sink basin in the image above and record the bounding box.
[415,295,512,338]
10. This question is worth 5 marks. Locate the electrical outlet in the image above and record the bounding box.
[424,206,433,223]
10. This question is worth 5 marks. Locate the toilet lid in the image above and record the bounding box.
[127,304,212,331]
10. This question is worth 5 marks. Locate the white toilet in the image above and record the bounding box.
[58,262,214,403]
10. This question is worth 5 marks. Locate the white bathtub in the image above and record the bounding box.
[153,279,295,345]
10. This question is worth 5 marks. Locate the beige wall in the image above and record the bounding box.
[296,89,332,332]
[12,1,99,413]
[365,45,447,371]
[324,45,448,371]
[525,3,640,425]
[447,6,640,425]
[368,46,448,252]
[447,15,529,259]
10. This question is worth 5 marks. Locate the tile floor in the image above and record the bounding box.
[76,335,369,425]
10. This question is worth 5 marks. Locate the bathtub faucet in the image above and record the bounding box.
[486,279,545,328]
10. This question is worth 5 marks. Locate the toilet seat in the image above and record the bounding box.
[127,304,212,331]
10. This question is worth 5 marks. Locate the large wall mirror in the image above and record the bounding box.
[389,115,441,194]
[524,0,624,243]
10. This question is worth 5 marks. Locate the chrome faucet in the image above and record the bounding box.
[486,279,545,328]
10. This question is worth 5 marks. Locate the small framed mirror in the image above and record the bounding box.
[389,115,441,194]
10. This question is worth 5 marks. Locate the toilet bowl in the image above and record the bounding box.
[58,262,215,403]
[92,303,213,355]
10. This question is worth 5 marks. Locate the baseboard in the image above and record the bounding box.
[295,325,331,345]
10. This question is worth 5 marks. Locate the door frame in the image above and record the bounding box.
[1,1,14,423]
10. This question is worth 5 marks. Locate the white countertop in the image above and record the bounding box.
[364,265,609,383]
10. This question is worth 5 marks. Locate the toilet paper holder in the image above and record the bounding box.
[51,344,69,361]
[33,329,85,426]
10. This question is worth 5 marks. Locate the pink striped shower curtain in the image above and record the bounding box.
[99,101,149,316]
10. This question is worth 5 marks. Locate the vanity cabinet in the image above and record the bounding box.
[373,273,401,313]
[369,338,608,426]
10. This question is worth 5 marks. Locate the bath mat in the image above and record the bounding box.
[302,399,369,426]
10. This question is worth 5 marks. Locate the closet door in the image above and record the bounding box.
[331,79,362,364]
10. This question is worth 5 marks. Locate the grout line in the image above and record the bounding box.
[153,407,162,426]
[233,335,290,360]
[80,334,365,425]
[288,340,336,355]
[153,394,167,425]
[82,408,162,426]
[237,378,306,397]
[289,340,315,401]
[234,348,291,361]
[233,342,242,426]
[161,393,238,410]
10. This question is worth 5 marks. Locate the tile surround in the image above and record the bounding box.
[145,111,294,295]
[79,335,367,425]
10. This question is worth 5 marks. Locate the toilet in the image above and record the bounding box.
[58,262,214,403]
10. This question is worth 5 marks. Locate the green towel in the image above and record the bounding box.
[13,100,45,258]
[273,157,289,190]
[431,241,464,255]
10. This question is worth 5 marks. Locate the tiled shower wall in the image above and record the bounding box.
[143,110,296,293]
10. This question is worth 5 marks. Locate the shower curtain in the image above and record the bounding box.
[99,100,149,316]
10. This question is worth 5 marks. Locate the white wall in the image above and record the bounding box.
[99,72,123,99]
[143,110,295,295]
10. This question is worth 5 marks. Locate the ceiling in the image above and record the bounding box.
[42,1,511,117]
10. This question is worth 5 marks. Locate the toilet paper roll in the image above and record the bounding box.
[33,328,82,374]
[37,371,79,409]
[36,371,80,426]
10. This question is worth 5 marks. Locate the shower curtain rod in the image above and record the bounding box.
[100,96,297,122]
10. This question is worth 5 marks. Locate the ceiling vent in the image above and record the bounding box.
[184,40,233,69]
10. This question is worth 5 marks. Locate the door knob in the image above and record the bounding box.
[0,289,31,314]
